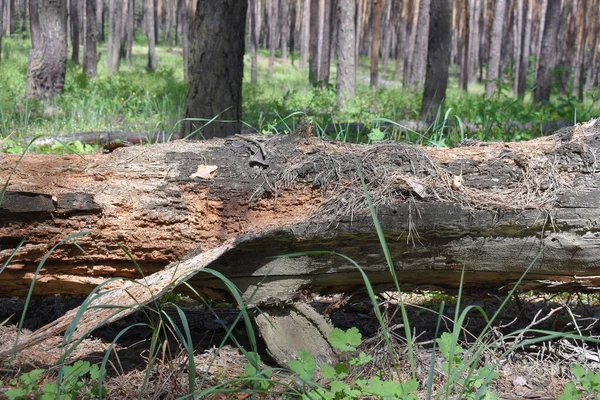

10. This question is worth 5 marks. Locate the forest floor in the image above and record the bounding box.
[0,290,597,399]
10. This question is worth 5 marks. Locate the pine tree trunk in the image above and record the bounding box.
[420,0,451,121]
[181,0,189,79]
[369,0,382,88]
[268,0,279,77]
[26,0,67,99]
[249,0,259,85]
[485,0,506,97]
[299,0,309,68]
[70,0,80,64]
[571,0,586,100]
[107,0,122,75]
[0,0,3,62]
[534,0,560,103]
[459,0,470,91]
[468,0,480,84]
[336,0,355,107]
[515,0,532,95]
[181,0,247,139]
[308,0,319,85]
[381,0,392,76]
[146,0,157,70]
[83,0,97,78]
[124,0,134,62]
[19,0,24,37]
[279,0,289,59]
[96,0,103,41]
[317,0,331,84]
[408,0,431,89]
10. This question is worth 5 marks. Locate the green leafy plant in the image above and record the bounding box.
[559,364,600,400]
[5,361,106,400]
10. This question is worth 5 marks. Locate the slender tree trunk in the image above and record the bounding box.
[370,0,382,88]
[106,0,122,74]
[157,0,162,43]
[515,0,532,95]
[280,0,289,59]
[299,0,309,68]
[249,0,258,84]
[123,0,133,62]
[420,0,452,121]
[182,0,247,139]
[336,0,355,107]
[409,0,431,89]
[166,0,174,46]
[181,0,189,79]
[468,0,480,84]
[26,0,68,99]
[19,0,24,37]
[0,0,3,62]
[146,0,157,70]
[317,0,331,84]
[459,0,470,91]
[403,0,418,85]
[308,0,319,85]
[571,0,586,100]
[534,0,561,103]
[485,0,506,97]
[380,0,392,76]
[70,0,80,64]
[96,0,103,41]
[268,0,279,77]
[83,0,97,78]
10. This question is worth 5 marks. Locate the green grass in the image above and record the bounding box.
[0,36,599,148]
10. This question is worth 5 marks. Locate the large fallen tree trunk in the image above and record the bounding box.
[3,119,600,364]
[2,120,600,298]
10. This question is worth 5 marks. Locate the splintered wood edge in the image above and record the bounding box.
[0,239,236,359]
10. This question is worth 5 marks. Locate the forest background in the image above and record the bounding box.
[0,0,599,150]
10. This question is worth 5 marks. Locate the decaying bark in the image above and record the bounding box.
[4,120,600,364]
[3,120,600,301]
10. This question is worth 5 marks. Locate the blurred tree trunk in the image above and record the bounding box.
[380,0,392,76]
[166,0,174,46]
[181,0,189,79]
[369,0,382,88]
[249,0,259,84]
[146,0,157,70]
[515,0,532,96]
[571,0,586,100]
[583,2,599,93]
[279,0,289,59]
[70,0,80,64]
[468,0,480,84]
[96,0,103,41]
[0,0,3,62]
[308,0,318,84]
[157,0,162,43]
[420,0,451,122]
[534,0,560,103]
[317,0,331,84]
[182,0,247,139]
[19,0,25,37]
[83,0,97,78]
[268,0,279,77]
[107,0,123,74]
[408,0,431,89]
[336,0,355,107]
[402,0,417,86]
[123,0,133,62]
[299,0,309,68]
[484,0,506,97]
[26,0,67,99]
[458,0,470,91]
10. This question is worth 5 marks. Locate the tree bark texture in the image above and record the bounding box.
[317,0,331,84]
[83,0,97,78]
[299,0,309,69]
[26,0,67,99]
[70,0,80,64]
[336,0,356,107]
[279,0,289,59]
[268,0,279,77]
[249,0,259,85]
[369,0,382,88]
[408,0,431,89]
[146,0,157,70]
[181,0,247,139]
[106,0,123,75]
[308,0,319,85]
[485,0,506,97]
[534,0,561,103]
[420,0,451,122]
[4,121,600,300]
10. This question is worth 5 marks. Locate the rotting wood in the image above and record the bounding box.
[2,119,600,364]
[2,120,600,298]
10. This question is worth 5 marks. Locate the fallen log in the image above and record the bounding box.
[2,119,600,364]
